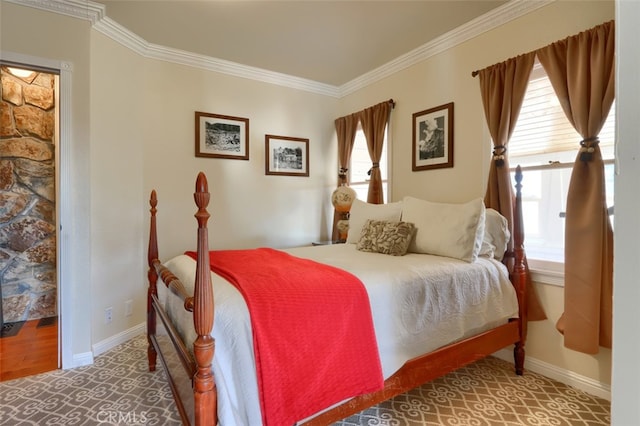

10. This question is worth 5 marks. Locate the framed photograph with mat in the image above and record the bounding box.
[265,134,309,177]
[195,111,249,160]
[412,102,454,171]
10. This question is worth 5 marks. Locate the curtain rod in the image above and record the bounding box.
[470,52,530,77]
[470,20,614,78]
[336,98,396,121]
[471,52,534,78]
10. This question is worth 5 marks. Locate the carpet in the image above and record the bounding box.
[0,334,610,425]
[335,357,610,425]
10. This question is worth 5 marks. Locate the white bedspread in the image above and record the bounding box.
[158,244,519,425]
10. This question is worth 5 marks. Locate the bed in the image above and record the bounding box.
[146,168,529,426]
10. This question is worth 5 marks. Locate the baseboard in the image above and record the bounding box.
[66,323,145,369]
[91,322,146,358]
[493,348,611,401]
[70,351,94,369]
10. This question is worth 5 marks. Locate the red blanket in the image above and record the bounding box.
[186,248,383,426]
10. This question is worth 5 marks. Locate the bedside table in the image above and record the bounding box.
[311,240,345,246]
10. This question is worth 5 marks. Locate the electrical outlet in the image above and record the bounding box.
[105,307,113,324]
[125,300,133,317]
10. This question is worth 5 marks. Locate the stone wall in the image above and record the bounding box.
[0,67,57,323]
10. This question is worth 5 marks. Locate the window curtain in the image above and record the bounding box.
[477,53,547,322]
[359,100,393,204]
[331,113,359,241]
[537,20,615,354]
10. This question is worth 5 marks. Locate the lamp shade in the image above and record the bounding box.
[331,185,357,213]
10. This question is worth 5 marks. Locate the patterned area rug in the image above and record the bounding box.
[0,334,610,425]
[336,357,611,426]
[0,334,181,425]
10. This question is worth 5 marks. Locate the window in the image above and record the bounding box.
[349,124,390,202]
[509,61,615,273]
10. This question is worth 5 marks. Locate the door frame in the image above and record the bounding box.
[1,51,73,369]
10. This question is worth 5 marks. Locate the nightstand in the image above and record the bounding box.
[311,240,345,246]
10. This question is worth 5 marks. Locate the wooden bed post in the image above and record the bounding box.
[512,165,528,375]
[147,190,158,372]
[192,172,217,426]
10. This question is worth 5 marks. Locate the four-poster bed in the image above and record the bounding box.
[146,168,529,425]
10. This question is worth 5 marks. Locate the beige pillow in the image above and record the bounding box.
[401,196,486,262]
[356,219,416,256]
[346,199,403,244]
[479,208,511,261]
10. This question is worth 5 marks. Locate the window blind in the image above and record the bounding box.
[509,62,615,160]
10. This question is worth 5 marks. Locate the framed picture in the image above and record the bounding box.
[412,102,454,171]
[195,111,249,160]
[265,134,309,177]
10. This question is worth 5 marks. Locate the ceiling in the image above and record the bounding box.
[94,1,510,87]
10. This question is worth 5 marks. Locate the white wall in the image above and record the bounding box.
[88,32,339,343]
[140,60,338,255]
[341,0,615,388]
[89,32,147,344]
[612,0,640,423]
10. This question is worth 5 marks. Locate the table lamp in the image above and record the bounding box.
[331,177,357,242]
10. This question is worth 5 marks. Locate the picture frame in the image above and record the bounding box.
[412,102,454,171]
[265,134,309,177]
[195,111,249,160]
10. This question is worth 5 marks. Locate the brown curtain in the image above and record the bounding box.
[477,53,546,322]
[359,101,392,204]
[331,113,359,241]
[537,20,615,354]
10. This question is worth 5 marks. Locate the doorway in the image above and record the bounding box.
[0,64,59,380]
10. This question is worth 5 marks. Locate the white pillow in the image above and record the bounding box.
[401,196,486,262]
[479,208,511,261]
[346,199,403,244]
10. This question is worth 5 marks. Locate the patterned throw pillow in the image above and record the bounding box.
[356,219,416,256]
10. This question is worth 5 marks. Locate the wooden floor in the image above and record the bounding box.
[0,317,59,382]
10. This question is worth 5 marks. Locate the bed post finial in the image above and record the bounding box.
[148,190,158,267]
[192,171,217,425]
[147,189,159,371]
[512,165,527,375]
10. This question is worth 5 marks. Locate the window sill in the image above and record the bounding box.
[527,259,564,287]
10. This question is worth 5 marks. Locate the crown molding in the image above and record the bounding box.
[4,0,104,23]
[6,0,552,98]
[91,15,149,56]
[90,15,341,97]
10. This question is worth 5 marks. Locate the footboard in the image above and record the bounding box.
[147,173,217,426]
